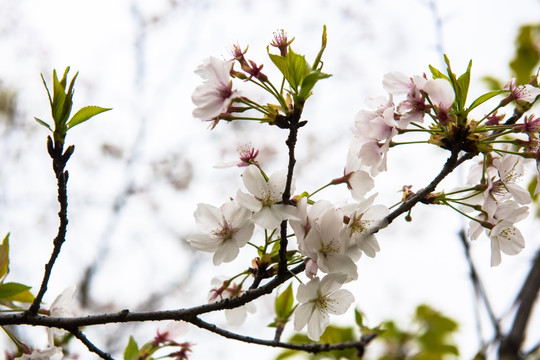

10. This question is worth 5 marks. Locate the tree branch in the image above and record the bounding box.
[383,150,477,228]
[498,248,540,359]
[188,315,376,354]
[71,328,113,360]
[27,137,74,315]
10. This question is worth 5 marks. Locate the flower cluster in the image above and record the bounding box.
[351,58,539,267]
[189,30,540,347]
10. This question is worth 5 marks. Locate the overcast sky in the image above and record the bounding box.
[1,0,540,359]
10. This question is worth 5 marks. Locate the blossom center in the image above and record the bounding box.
[212,219,235,241]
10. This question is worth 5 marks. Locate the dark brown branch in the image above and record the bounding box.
[383,150,477,227]
[498,248,540,359]
[71,329,113,360]
[27,137,74,315]
[278,109,302,277]
[1,263,306,328]
[188,315,376,354]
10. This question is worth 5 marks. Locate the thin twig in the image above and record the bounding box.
[188,315,376,354]
[27,138,73,315]
[383,150,477,228]
[71,329,113,360]
[458,230,501,341]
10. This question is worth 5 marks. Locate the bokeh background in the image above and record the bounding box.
[0,0,539,358]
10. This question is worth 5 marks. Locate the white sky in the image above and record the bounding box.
[1,0,540,359]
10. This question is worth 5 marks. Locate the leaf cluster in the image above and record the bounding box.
[34,67,111,144]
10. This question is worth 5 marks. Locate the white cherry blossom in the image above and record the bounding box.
[343,195,389,258]
[15,347,63,360]
[493,154,531,205]
[294,274,354,341]
[192,56,236,122]
[48,286,76,339]
[188,200,254,265]
[302,207,358,281]
[236,165,297,230]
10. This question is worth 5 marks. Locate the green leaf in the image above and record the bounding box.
[0,282,31,299]
[40,73,53,108]
[67,105,112,129]
[311,25,328,71]
[275,283,294,320]
[429,65,449,81]
[466,89,509,113]
[268,49,310,92]
[123,336,139,360]
[354,308,364,328]
[286,49,311,91]
[456,60,472,111]
[297,70,332,104]
[0,234,9,281]
[34,117,53,132]
[59,71,79,125]
[51,69,67,126]
[4,288,34,303]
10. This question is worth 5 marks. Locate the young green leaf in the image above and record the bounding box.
[34,117,53,132]
[286,50,310,91]
[0,282,31,299]
[466,89,509,114]
[275,283,294,320]
[456,60,472,111]
[67,105,112,129]
[4,288,34,303]
[51,68,71,127]
[297,70,332,104]
[429,65,450,81]
[123,336,140,360]
[311,25,328,71]
[0,233,9,281]
[354,308,364,328]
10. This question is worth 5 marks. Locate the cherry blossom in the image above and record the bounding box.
[502,78,540,106]
[343,195,389,258]
[468,200,528,266]
[192,56,237,124]
[236,165,297,230]
[214,144,260,169]
[188,200,254,265]
[302,206,358,281]
[290,198,333,255]
[488,201,528,266]
[493,154,531,205]
[353,95,398,142]
[294,274,354,341]
[332,146,374,201]
[423,78,455,123]
[48,286,76,339]
[14,347,63,360]
[383,71,428,125]
[489,220,526,267]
